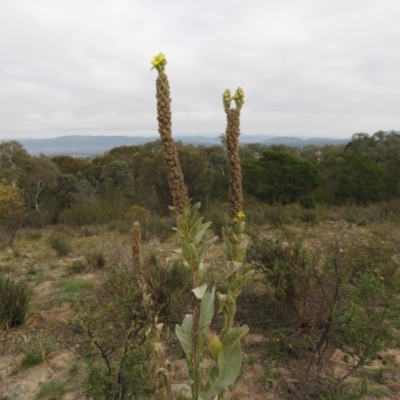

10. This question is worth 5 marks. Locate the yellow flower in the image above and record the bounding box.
[237,211,245,218]
[150,53,167,72]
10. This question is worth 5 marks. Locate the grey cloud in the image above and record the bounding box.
[1,0,399,139]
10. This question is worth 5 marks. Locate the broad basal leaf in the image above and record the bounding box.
[200,340,242,398]
[228,270,254,298]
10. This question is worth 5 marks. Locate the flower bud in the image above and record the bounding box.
[233,87,245,108]
[222,89,232,110]
[206,332,223,361]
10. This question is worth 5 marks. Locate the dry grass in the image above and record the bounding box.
[1,221,400,399]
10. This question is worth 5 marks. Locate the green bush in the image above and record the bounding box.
[16,332,56,371]
[246,228,400,392]
[0,275,30,330]
[300,210,318,225]
[48,233,71,256]
[146,214,175,242]
[85,343,154,400]
[61,200,121,227]
[338,204,380,226]
[54,278,93,306]
[61,204,94,226]
[27,209,53,228]
[73,266,156,399]
[35,379,66,399]
[204,203,228,237]
[150,259,193,323]
[247,231,309,319]
[264,204,293,227]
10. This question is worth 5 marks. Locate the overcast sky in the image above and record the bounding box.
[1,0,399,140]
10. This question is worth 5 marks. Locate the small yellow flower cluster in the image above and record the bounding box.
[237,211,245,218]
[150,53,167,72]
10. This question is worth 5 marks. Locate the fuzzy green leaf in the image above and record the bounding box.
[200,327,248,398]
[222,230,234,261]
[235,220,245,235]
[192,283,208,300]
[200,287,215,335]
[225,261,241,277]
[228,270,254,298]
[175,314,193,356]
[176,214,189,236]
[192,221,212,244]
[222,326,249,347]
[234,246,247,263]
[181,238,197,265]
[189,203,201,223]
[188,217,203,238]
[197,236,218,266]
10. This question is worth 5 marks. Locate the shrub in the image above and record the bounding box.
[54,278,93,306]
[300,210,318,225]
[0,181,25,247]
[85,251,106,269]
[60,204,94,226]
[27,209,53,228]
[339,204,377,226]
[82,226,98,237]
[72,266,156,399]
[246,228,400,393]
[16,332,56,371]
[35,379,66,400]
[19,229,43,241]
[148,259,193,323]
[84,343,154,400]
[378,199,400,222]
[204,202,228,237]
[68,260,86,274]
[48,233,71,256]
[247,231,310,322]
[264,204,293,227]
[125,205,151,226]
[146,214,175,242]
[61,200,120,227]
[0,275,30,330]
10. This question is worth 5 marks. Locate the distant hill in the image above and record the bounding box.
[1,135,350,156]
[17,135,156,156]
[261,136,349,147]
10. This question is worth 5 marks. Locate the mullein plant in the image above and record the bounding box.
[220,88,254,337]
[151,53,252,400]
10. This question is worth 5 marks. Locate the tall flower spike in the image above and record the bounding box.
[151,54,189,209]
[224,88,245,218]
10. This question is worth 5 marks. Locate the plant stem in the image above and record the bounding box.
[192,298,201,399]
